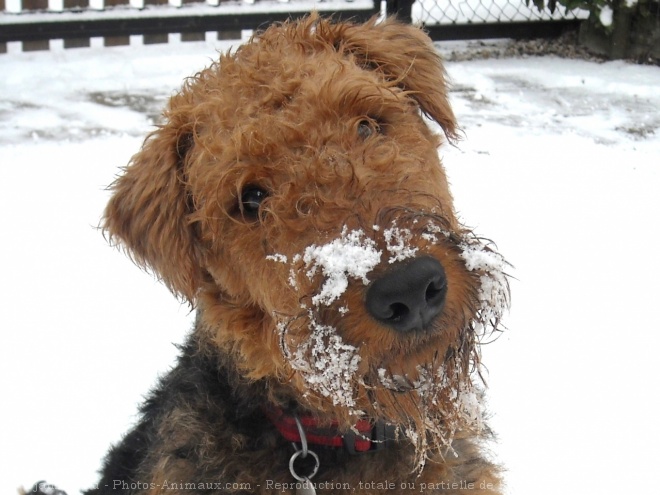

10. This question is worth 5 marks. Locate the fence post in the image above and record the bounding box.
[578,0,636,59]
[386,0,414,23]
[609,0,632,59]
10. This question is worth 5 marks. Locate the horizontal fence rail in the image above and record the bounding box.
[0,0,378,42]
[0,0,588,53]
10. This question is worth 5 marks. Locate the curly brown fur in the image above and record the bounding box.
[91,14,509,494]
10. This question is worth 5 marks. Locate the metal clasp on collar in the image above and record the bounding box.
[342,420,397,455]
[289,415,319,495]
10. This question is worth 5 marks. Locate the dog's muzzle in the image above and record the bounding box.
[365,256,447,333]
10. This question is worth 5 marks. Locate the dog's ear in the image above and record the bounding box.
[336,17,459,143]
[103,103,202,304]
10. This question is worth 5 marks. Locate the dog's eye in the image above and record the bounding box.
[357,119,380,140]
[240,186,268,219]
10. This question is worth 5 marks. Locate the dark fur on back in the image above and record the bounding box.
[86,325,272,493]
[85,318,501,494]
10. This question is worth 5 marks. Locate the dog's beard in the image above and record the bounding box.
[272,220,509,472]
[365,349,484,472]
[277,313,491,472]
[280,316,363,412]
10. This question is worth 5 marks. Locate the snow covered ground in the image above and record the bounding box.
[1,34,659,495]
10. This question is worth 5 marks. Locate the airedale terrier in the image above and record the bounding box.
[87,14,509,495]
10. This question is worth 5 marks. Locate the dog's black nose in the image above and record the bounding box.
[366,256,447,333]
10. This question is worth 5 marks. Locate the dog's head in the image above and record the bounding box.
[104,15,508,468]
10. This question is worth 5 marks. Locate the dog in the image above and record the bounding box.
[86,14,509,494]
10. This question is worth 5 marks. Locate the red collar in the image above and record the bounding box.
[263,405,395,454]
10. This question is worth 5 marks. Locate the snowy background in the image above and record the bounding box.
[1,32,659,495]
